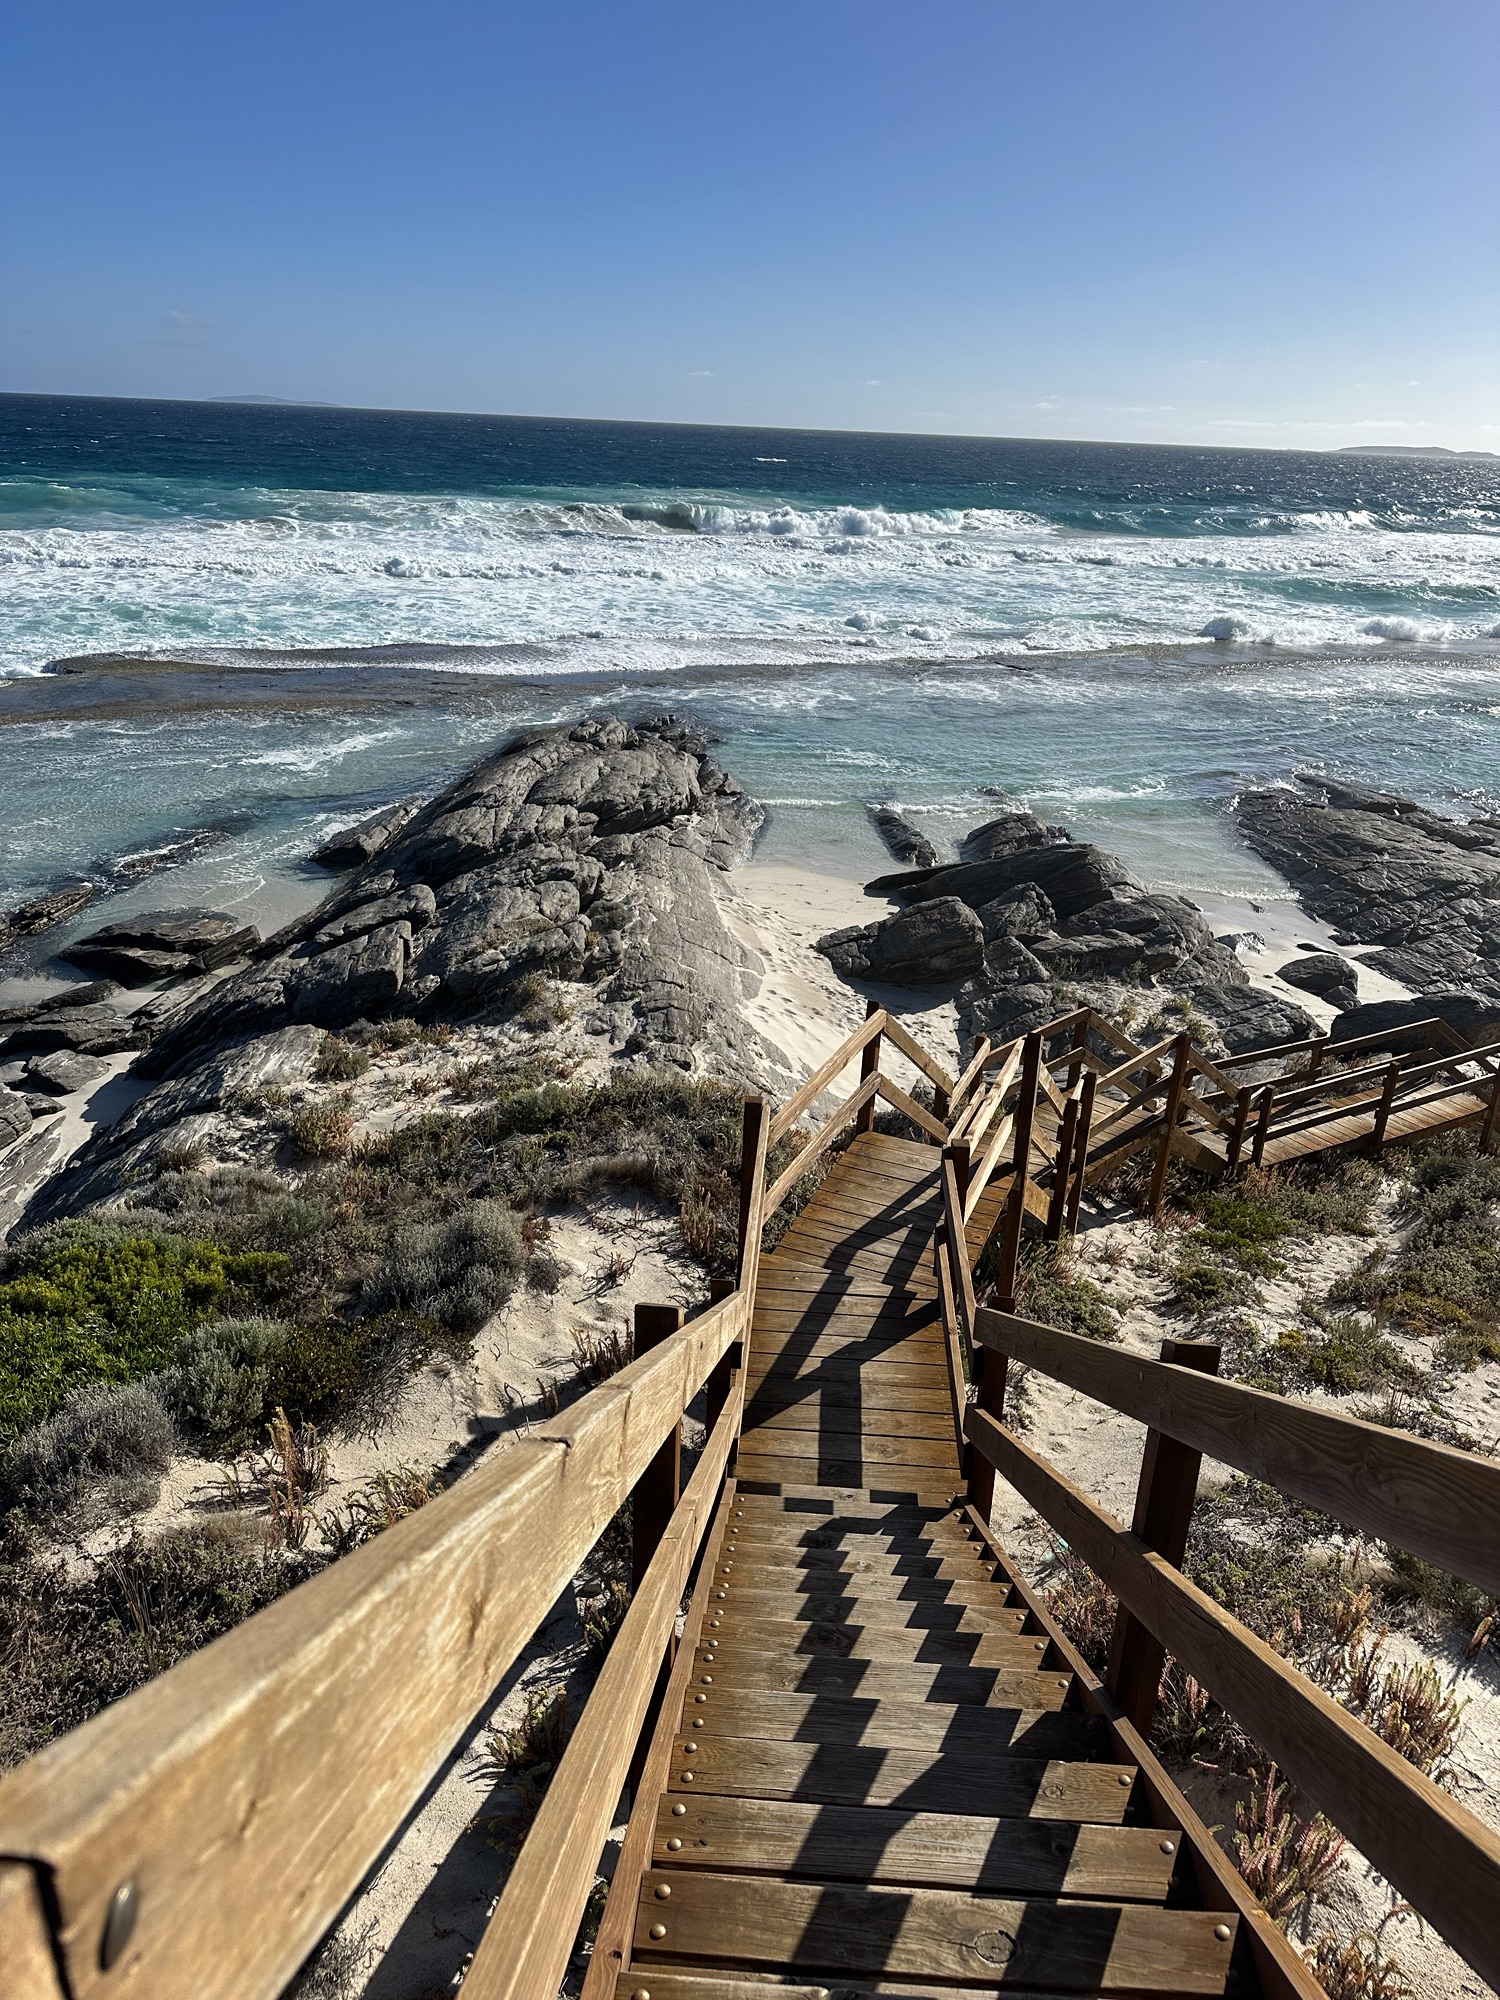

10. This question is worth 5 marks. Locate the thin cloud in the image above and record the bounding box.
[689,369,713,378]
[138,308,223,347]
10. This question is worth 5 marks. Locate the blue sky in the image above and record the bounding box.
[3,1,1495,448]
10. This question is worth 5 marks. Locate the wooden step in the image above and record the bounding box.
[679,1687,1101,1757]
[695,1621,1050,1668]
[705,1587,1027,1635]
[736,1431,959,1471]
[648,1795,1179,1899]
[742,1381,954,1417]
[666,1734,1137,1820]
[687,1644,1070,1707]
[632,1872,1234,1993]
[740,1404,955,1440]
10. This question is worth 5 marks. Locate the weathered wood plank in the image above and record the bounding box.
[686,1644,1072,1707]
[742,1383,954,1419]
[975,1305,1500,1597]
[743,1367,951,1397]
[0,1289,748,2000]
[735,1429,958,1469]
[0,1863,66,2000]
[706,1586,1026,1634]
[723,1545,994,1583]
[633,1873,1230,1992]
[648,1796,1176,1899]
[966,1404,1500,1993]
[580,1485,736,2000]
[731,1456,957,1497]
[464,1377,743,2000]
[696,1620,1051,1667]
[741,1406,954,1440]
[678,1687,1100,1757]
[665,1735,1136,1819]
[765,1074,883,1213]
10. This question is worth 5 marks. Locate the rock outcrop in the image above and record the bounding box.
[23,719,772,1222]
[823,811,1316,1054]
[1236,778,1500,999]
[61,910,261,986]
[0,881,95,948]
[1277,951,1358,1010]
[309,800,421,870]
[866,806,937,871]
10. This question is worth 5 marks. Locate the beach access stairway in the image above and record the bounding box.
[2,1004,1499,2000]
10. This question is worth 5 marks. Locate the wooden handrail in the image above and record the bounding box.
[762,1071,880,1215]
[947,1036,991,1118]
[965,1405,1500,1993]
[1214,1016,1450,1069]
[974,1308,1500,1597]
[463,1371,745,1999]
[1093,1032,1179,1094]
[0,1290,750,2000]
[879,1013,957,1097]
[766,1009,887,1147]
[962,1106,1016,1220]
[950,1040,1023,1148]
[876,1072,949,1144]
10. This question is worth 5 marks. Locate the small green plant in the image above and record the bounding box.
[580,1575,630,1655]
[256,1407,330,1550]
[363,1200,523,1333]
[314,1036,371,1083]
[1005,1241,1119,1342]
[1306,1915,1416,2000]
[1040,1535,1116,1671]
[570,1322,632,1384]
[317,1466,438,1555]
[289,1097,355,1158]
[0,1380,177,1522]
[1233,1765,1346,1924]
[1271,1314,1422,1396]
[1169,1258,1242,1314]
[484,1683,572,1855]
[1382,1547,1496,1654]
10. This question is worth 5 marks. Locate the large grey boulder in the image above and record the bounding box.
[955,939,1055,1044]
[816,898,985,985]
[1277,951,1358,1008]
[976,884,1056,943]
[0,1005,145,1058]
[1236,778,1500,998]
[1330,994,1500,1052]
[62,909,260,985]
[0,1094,30,1152]
[0,881,94,947]
[309,801,420,870]
[870,842,1144,926]
[25,1050,111,1096]
[866,806,937,870]
[959,810,1066,863]
[136,718,765,1081]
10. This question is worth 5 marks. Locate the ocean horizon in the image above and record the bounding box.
[3,391,1500,967]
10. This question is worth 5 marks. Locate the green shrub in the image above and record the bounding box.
[0,1380,177,1522]
[166,1316,289,1448]
[1170,1258,1242,1314]
[1009,1242,1120,1341]
[1270,1314,1423,1396]
[0,1221,283,1442]
[314,1036,371,1083]
[363,1200,524,1333]
[289,1097,355,1158]
[0,1514,322,1767]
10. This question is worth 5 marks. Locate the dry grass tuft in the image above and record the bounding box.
[1232,1764,1347,1924]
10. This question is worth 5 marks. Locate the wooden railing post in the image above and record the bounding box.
[1482,1065,1500,1155]
[1045,1087,1080,1241]
[704,1276,740,1434]
[1064,1070,1095,1236]
[1304,1031,1328,1083]
[1104,1336,1222,1735]
[1147,1032,1191,1220]
[1066,1012,1090,1091]
[993,1030,1043,1311]
[1372,1057,1402,1150]
[1250,1083,1276,1168]
[631,1303,686,1593]
[854,996,882,1134]
[736,1095,766,1285]
[1226,1085,1253,1174]
[628,1300,687,1797]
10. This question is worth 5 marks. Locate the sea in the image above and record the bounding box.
[2,392,1499,963]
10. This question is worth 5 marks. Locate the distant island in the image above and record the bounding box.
[210,395,340,407]
[1337,444,1499,460]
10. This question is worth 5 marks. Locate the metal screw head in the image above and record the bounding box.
[666,1838,683,1852]
[1160,1839,1176,1855]
[649,1922,668,1940]
[680,1770,695,1782]
[693,1692,707,1703]
[1213,1924,1232,1942]
[633,1988,651,1999]
[100,1878,139,1971]
[671,1802,687,1816]
[683,1741,698,1753]
[654,1884,672,1900]
[1117,1773,1133,1787]
[699,1674,713,1684]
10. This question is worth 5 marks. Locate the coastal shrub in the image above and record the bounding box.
[289,1096,355,1157]
[1169,1257,1242,1315]
[1040,1537,1116,1670]
[363,1200,523,1333]
[314,1035,371,1083]
[1232,1766,1347,1925]
[0,1513,323,1768]
[0,1220,283,1442]
[165,1315,289,1448]
[1381,1547,1496,1652]
[1269,1313,1423,1396]
[1330,1135,1500,1368]
[0,1380,177,1522]
[1006,1242,1120,1341]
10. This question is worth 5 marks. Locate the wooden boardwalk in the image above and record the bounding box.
[6,1004,1500,2000]
[613,1132,1249,1998]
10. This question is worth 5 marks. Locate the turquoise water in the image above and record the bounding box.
[2,394,1499,934]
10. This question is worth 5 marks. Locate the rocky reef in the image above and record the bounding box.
[818,805,1316,1054]
[16,718,773,1224]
